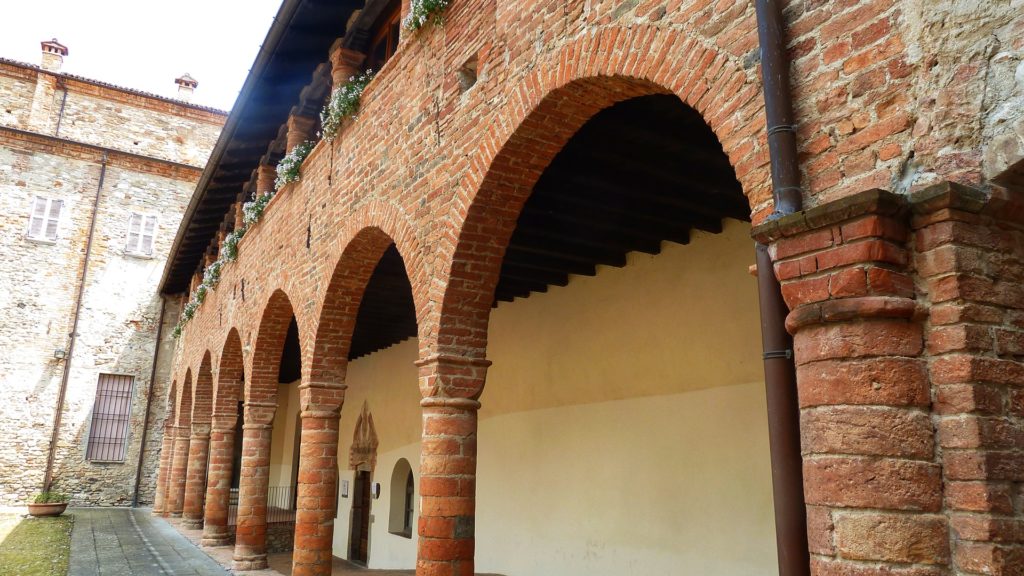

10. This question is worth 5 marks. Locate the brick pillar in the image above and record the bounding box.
[202,412,238,547]
[754,189,949,574]
[291,385,345,576]
[152,422,175,515]
[414,355,490,576]
[256,164,276,196]
[328,41,364,87]
[182,423,212,529]
[232,402,275,571]
[168,426,192,517]
[911,182,1024,575]
[286,114,316,152]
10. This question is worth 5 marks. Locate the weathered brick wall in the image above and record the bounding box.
[162,0,1022,572]
[0,55,223,506]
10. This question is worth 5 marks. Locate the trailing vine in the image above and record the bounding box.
[403,0,450,31]
[320,70,374,142]
[275,140,316,190]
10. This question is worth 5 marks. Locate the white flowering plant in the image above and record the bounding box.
[320,70,374,141]
[275,140,316,190]
[243,192,274,227]
[221,227,245,262]
[403,0,450,31]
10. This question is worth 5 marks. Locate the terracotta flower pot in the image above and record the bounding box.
[27,502,68,517]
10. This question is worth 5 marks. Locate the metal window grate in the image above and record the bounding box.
[85,374,134,461]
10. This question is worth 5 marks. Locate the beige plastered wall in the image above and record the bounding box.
[269,219,777,574]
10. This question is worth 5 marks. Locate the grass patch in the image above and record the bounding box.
[0,513,72,576]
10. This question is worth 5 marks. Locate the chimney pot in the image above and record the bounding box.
[40,38,68,72]
[174,73,198,102]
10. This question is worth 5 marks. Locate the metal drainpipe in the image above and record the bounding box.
[132,296,167,507]
[754,1,810,575]
[42,153,108,493]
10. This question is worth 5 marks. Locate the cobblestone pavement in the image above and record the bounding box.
[68,508,230,576]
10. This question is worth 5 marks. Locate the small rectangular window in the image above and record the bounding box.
[28,196,62,241]
[85,374,134,462]
[126,213,158,255]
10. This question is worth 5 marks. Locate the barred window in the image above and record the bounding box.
[85,374,134,461]
[126,213,157,255]
[28,196,62,241]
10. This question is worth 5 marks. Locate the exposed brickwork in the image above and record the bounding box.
[160,2,1024,574]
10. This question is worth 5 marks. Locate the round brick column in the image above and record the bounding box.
[182,424,212,529]
[202,414,238,547]
[232,402,275,571]
[291,385,345,576]
[755,190,949,574]
[414,355,490,576]
[152,422,175,515]
[168,425,192,517]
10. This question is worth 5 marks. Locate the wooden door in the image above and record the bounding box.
[349,470,372,564]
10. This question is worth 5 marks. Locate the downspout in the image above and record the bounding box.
[43,153,108,492]
[54,77,68,138]
[132,296,168,507]
[753,2,810,575]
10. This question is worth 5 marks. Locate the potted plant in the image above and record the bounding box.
[28,491,69,517]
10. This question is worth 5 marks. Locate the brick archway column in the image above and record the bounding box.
[911,182,1024,575]
[182,423,212,529]
[291,385,346,576]
[414,355,491,576]
[232,401,276,571]
[152,422,175,515]
[168,426,192,517]
[753,189,950,573]
[202,411,238,547]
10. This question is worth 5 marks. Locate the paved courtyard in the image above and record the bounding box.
[68,508,229,576]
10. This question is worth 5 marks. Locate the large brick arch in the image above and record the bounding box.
[192,351,214,426]
[176,369,193,428]
[429,25,767,361]
[247,289,301,408]
[214,328,245,417]
[308,201,428,388]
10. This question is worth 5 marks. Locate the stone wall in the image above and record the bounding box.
[0,53,224,506]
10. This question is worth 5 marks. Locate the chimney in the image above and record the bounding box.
[40,38,68,72]
[174,73,198,102]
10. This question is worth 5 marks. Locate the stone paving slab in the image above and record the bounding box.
[68,508,230,576]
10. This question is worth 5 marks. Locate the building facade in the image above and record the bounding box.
[155,1,1024,576]
[0,40,225,506]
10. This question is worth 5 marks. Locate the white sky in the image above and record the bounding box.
[1,0,284,111]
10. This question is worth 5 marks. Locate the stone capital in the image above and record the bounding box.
[243,401,276,427]
[190,423,212,438]
[286,113,317,151]
[256,164,276,195]
[329,41,365,87]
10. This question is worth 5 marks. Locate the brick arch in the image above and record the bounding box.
[213,327,245,417]
[429,26,766,361]
[247,289,301,407]
[166,380,178,424]
[176,369,193,428]
[192,351,214,426]
[309,216,424,388]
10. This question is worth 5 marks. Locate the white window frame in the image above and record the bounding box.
[125,212,158,256]
[27,196,62,242]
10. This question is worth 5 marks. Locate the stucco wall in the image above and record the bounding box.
[275,221,777,574]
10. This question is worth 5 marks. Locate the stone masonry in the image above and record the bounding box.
[0,40,225,506]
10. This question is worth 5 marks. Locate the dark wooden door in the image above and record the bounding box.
[349,470,371,564]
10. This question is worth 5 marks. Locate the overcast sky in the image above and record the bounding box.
[1,0,284,111]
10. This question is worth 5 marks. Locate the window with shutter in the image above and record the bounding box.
[85,374,134,461]
[27,196,62,241]
[126,213,158,255]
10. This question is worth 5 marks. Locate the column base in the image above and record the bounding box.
[181,517,204,530]
[232,554,268,571]
[201,526,232,547]
[168,512,183,518]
